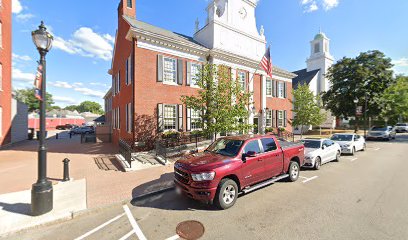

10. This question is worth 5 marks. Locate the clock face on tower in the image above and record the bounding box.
[239,7,247,19]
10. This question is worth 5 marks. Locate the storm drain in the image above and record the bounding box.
[176,220,205,240]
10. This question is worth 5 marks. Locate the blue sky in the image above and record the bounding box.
[11,0,408,107]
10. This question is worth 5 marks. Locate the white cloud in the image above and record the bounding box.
[323,0,339,11]
[393,58,408,75]
[53,27,113,61]
[90,82,109,88]
[16,13,35,22]
[12,0,23,14]
[304,1,319,12]
[74,87,105,98]
[53,96,78,105]
[13,53,32,61]
[49,81,73,89]
[393,58,408,67]
[301,0,339,12]
[12,68,35,82]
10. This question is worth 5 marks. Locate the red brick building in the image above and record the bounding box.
[109,0,296,146]
[0,0,12,147]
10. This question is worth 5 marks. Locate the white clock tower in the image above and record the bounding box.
[194,0,266,61]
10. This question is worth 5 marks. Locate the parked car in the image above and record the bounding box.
[301,138,341,170]
[395,123,408,133]
[56,124,75,130]
[330,133,366,155]
[174,135,305,209]
[70,126,94,135]
[366,126,396,141]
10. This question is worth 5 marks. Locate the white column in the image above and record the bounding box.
[248,72,254,131]
[260,75,267,134]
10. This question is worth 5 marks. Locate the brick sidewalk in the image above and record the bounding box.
[0,131,174,208]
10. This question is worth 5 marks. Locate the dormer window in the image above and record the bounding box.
[314,43,320,53]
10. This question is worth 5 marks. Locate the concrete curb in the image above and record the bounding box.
[130,184,175,203]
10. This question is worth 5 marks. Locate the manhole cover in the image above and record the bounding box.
[176,220,205,240]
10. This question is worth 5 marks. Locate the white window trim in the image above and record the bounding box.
[278,82,285,99]
[190,63,201,88]
[163,104,177,131]
[266,110,272,127]
[277,110,284,127]
[266,79,272,97]
[190,109,202,131]
[237,71,246,91]
[163,57,177,84]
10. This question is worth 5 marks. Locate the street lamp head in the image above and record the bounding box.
[32,21,54,53]
[354,99,359,104]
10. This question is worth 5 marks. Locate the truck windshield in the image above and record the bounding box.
[331,135,353,141]
[303,140,321,149]
[206,139,244,157]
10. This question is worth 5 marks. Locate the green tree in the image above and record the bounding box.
[64,105,79,112]
[181,64,253,138]
[322,50,394,131]
[77,101,103,114]
[14,88,54,112]
[292,84,326,138]
[377,75,408,122]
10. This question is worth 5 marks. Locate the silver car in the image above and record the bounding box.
[302,138,341,170]
[330,133,366,155]
[395,123,408,133]
[367,126,396,141]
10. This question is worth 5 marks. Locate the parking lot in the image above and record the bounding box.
[4,134,408,240]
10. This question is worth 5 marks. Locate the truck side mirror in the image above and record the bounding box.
[241,153,247,163]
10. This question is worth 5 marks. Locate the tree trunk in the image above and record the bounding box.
[354,115,359,133]
[300,125,303,139]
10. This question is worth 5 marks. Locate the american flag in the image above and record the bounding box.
[260,46,273,78]
[34,64,43,101]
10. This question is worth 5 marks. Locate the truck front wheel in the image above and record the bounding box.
[288,161,300,182]
[214,179,238,210]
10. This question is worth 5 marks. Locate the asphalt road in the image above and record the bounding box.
[4,134,408,240]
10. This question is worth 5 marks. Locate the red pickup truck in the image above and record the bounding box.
[174,134,305,209]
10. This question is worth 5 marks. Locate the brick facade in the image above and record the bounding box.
[0,0,12,146]
[109,0,295,147]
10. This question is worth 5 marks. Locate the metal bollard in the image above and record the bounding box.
[69,132,72,138]
[62,158,70,181]
[56,133,59,139]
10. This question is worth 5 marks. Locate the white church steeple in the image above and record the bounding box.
[307,30,334,93]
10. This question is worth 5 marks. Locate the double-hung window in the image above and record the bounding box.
[163,57,177,84]
[191,109,201,130]
[125,56,132,85]
[278,82,284,98]
[237,71,246,91]
[266,110,272,127]
[278,110,284,127]
[163,105,177,130]
[190,63,201,87]
[266,79,272,97]
[126,103,132,133]
[116,72,120,94]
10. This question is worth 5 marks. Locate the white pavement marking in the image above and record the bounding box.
[350,158,358,162]
[299,176,308,180]
[74,213,126,240]
[123,205,147,240]
[302,176,318,183]
[118,230,134,240]
[165,235,180,240]
[374,148,381,151]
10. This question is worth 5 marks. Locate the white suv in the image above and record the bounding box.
[395,123,408,133]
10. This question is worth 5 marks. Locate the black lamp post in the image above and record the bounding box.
[31,21,54,216]
[364,93,368,138]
